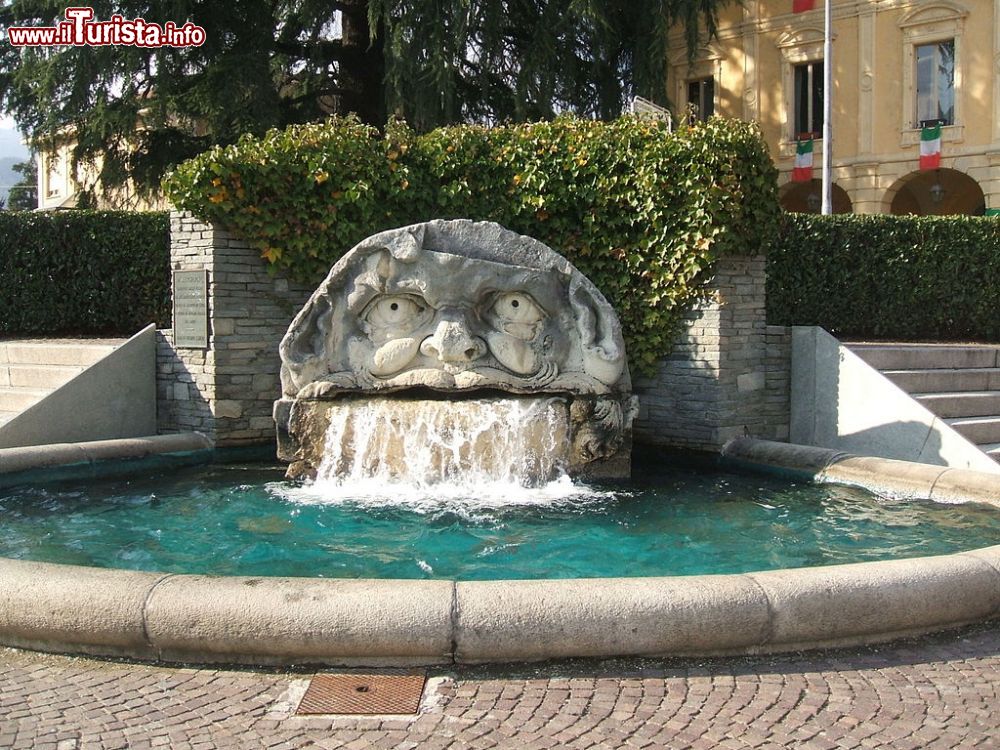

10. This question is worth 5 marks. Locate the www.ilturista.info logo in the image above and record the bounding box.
[7,7,206,48]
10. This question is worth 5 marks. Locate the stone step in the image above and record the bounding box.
[884,368,1000,393]
[849,343,1000,371]
[915,391,1000,419]
[0,387,51,413]
[0,410,16,427]
[1,363,86,390]
[0,341,117,367]
[982,443,1000,459]
[945,416,1000,446]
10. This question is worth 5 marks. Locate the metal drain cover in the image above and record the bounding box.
[295,672,427,715]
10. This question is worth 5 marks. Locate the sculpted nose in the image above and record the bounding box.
[420,316,486,363]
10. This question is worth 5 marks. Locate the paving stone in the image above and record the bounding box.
[1,626,999,748]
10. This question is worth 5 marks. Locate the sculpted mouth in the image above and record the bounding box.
[441,362,475,375]
[362,360,564,395]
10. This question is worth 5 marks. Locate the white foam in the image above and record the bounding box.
[269,397,623,515]
[270,473,621,517]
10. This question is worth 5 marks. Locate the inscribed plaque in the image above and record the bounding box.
[173,269,208,348]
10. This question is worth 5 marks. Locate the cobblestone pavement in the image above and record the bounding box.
[1,625,998,750]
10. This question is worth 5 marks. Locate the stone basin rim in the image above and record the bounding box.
[1,547,999,667]
[0,435,998,667]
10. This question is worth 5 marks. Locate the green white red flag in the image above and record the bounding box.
[792,139,814,182]
[920,123,942,170]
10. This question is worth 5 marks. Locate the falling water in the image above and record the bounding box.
[319,396,568,484]
[282,397,613,510]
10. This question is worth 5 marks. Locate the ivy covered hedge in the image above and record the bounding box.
[164,115,779,373]
[768,214,1000,341]
[0,211,170,336]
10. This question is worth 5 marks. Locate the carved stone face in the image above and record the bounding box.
[276,220,638,482]
[280,220,630,399]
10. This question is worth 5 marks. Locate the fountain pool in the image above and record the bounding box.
[2,458,999,581]
[1,442,998,667]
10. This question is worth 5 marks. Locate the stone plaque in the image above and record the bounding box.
[173,269,208,348]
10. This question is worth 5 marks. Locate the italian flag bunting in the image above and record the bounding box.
[920,123,942,170]
[793,0,815,12]
[792,138,814,182]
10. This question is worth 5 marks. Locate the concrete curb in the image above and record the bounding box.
[0,433,214,487]
[144,575,454,667]
[0,558,162,660]
[453,575,771,662]
[722,437,1000,505]
[1,546,998,666]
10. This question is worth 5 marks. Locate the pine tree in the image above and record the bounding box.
[0,1,729,199]
[370,0,728,130]
[7,157,38,210]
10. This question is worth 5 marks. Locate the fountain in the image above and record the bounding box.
[1,219,999,667]
[274,220,638,484]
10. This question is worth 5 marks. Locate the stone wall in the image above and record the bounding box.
[156,212,313,445]
[763,324,791,441]
[633,256,790,451]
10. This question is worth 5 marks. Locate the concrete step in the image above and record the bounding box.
[2,363,86,390]
[0,411,16,427]
[0,387,51,413]
[884,368,1000,393]
[915,391,1000,419]
[982,443,1000,459]
[849,344,1000,371]
[945,416,1000,445]
[0,341,117,367]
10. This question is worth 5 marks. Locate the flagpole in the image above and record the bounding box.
[822,0,833,214]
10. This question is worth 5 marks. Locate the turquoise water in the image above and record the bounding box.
[0,462,998,579]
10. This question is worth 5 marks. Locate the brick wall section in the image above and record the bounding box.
[763,324,791,442]
[633,256,790,451]
[156,211,313,445]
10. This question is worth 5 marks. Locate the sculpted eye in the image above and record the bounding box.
[364,295,429,330]
[490,292,544,326]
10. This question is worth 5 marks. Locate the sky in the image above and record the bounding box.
[0,114,30,160]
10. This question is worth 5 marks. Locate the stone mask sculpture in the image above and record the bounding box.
[275,220,638,481]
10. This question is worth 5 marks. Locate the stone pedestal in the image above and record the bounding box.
[156,211,313,445]
[632,255,790,452]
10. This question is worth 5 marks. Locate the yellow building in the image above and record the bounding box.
[36,142,167,211]
[666,0,997,215]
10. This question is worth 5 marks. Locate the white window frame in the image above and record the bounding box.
[42,151,63,200]
[670,45,722,126]
[792,59,825,138]
[777,27,828,158]
[685,77,716,123]
[898,2,967,147]
[914,39,955,126]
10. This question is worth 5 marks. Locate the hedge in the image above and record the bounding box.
[767,214,1000,341]
[0,211,170,337]
[164,114,780,374]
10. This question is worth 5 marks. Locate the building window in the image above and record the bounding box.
[777,27,825,150]
[686,78,714,122]
[43,156,61,199]
[793,61,824,138]
[915,39,954,126]
[897,3,966,144]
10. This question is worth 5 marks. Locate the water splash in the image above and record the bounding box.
[276,397,619,512]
